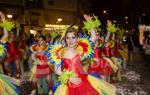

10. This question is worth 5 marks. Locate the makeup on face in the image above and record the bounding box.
[66,32,78,48]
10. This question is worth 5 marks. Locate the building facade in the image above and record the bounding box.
[0,0,81,34]
[24,0,81,34]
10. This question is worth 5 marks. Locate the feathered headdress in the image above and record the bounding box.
[83,15,101,34]
[0,20,15,31]
[106,24,117,33]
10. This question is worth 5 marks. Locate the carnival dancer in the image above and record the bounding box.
[83,16,114,80]
[116,28,128,68]
[103,20,122,82]
[30,35,54,95]
[111,40,123,82]
[18,33,29,72]
[88,35,114,80]
[3,31,23,78]
[48,14,116,95]
[0,11,20,95]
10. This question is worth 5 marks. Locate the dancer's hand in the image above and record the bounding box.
[0,11,5,21]
[106,19,112,27]
[69,77,82,85]
[83,14,93,21]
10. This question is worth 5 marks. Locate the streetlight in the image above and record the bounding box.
[7,14,13,18]
[57,18,62,22]
[57,18,62,24]
[125,16,128,19]
[103,10,106,14]
[142,13,146,16]
[103,10,107,15]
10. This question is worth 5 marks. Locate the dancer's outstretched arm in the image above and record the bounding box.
[83,14,98,42]
[0,12,8,43]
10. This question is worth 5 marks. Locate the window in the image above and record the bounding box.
[26,0,43,8]
[30,13,40,26]
[48,0,54,5]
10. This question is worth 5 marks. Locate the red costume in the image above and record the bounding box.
[88,48,113,76]
[49,37,116,95]
[4,41,22,62]
[102,47,112,58]
[30,43,53,79]
[35,51,52,78]
[112,45,122,58]
[19,40,27,50]
[62,54,100,95]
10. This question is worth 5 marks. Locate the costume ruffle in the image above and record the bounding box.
[48,36,94,68]
[29,42,49,53]
[103,56,119,73]
[78,36,94,61]
[54,75,116,95]
[88,49,113,77]
[0,42,7,59]
[97,36,104,48]
[29,42,53,81]
[48,42,64,68]
[0,74,19,95]
[30,51,53,80]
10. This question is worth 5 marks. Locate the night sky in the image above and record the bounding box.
[81,0,150,27]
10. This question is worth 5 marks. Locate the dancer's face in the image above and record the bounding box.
[38,37,45,45]
[107,20,112,27]
[66,32,78,48]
